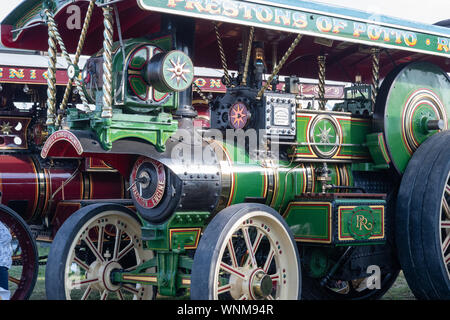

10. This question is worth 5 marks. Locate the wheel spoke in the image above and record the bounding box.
[443,198,450,220]
[218,284,232,294]
[100,290,108,300]
[242,227,257,267]
[252,230,264,255]
[8,276,20,285]
[117,290,124,300]
[270,273,280,283]
[238,294,248,300]
[442,234,450,253]
[226,239,238,268]
[442,220,450,229]
[124,264,140,272]
[245,230,264,267]
[445,184,450,196]
[265,294,274,300]
[220,262,246,280]
[445,253,450,266]
[263,248,275,273]
[117,241,134,260]
[71,277,99,289]
[121,284,139,295]
[97,225,105,258]
[113,227,123,260]
[83,234,105,262]
[80,285,92,300]
[73,257,90,271]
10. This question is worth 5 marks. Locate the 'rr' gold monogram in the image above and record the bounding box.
[356,215,373,231]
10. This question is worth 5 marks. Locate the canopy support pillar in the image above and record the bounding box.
[318,55,327,110]
[101,5,114,119]
[45,11,57,129]
[371,48,380,111]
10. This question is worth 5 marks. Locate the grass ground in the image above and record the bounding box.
[25,243,416,300]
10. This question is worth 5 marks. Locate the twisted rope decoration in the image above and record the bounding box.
[241,26,254,86]
[44,9,90,127]
[257,33,303,99]
[73,0,96,66]
[44,10,71,63]
[213,22,231,87]
[193,82,210,104]
[371,47,380,111]
[318,55,326,110]
[46,31,57,127]
[57,0,96,125]
[101,6,114,118]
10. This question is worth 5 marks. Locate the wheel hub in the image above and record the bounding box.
[88,260,122,293]
[229,267,273,300]
[251,270,273,299]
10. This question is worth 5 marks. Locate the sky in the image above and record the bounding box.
[0,0,448,25]
[314,0,449,25]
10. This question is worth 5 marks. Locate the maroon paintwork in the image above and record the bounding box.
[0,112,128,239]
[0,153,127,236]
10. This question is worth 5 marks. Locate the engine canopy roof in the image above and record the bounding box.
[1,0,449,83]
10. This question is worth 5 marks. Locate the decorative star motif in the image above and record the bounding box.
[167,56,191,85]
[0,122,12,135]
[316,122,334,144]
[230,104,248,129]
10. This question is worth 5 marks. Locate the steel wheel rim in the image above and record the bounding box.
[441,171,450,281]
[63,210,153,300]
[212,211,299,300]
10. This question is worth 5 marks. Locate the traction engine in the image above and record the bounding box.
[1,0,449,300]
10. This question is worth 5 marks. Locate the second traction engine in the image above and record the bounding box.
[0,111,127,238]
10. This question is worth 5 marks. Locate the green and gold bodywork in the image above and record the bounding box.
[2,0,449,298]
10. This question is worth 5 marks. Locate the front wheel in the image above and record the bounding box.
[191,203,301,300]
[45,203,155,300]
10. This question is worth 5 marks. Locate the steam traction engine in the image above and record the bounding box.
[0,51,128,299]
[2,0,449,300]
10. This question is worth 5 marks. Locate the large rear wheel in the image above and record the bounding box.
[396,130,450,299]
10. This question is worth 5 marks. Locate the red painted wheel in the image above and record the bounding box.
[0,205,38,300]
